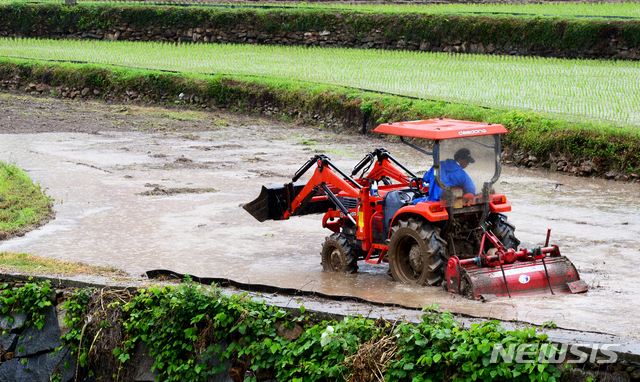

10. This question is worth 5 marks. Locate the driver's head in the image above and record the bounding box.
[454,148,475,169]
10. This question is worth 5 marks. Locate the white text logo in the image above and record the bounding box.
[490,343,618,364]
[458,129,487,136]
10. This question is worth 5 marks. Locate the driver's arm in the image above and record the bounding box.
[461,172,476,195]
[422,167,434,188]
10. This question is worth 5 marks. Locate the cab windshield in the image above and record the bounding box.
[437,135,499,197]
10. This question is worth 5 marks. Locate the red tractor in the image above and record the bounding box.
[244,119,587,298]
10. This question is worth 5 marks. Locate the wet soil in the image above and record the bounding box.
[1,93,639,338]
[137,185,219,196]
[0,93,246,134]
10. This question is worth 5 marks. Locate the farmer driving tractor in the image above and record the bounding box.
[414,148,476,204]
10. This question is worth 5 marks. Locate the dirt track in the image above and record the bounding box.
[1,93,639,339]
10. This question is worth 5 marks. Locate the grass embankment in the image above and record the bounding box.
[0,162,125,276]
[0,161,53,240]
[0,4,639,59]
[2,58,639,175]
[1,0,640,19]
[0,251,127,277]
[3,38,639,127]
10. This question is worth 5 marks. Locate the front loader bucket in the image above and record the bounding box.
[454,256,587,299]
[243,182,334,222]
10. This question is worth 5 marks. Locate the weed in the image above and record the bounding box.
[181,133,200,140]
[325,149,360,157]
[161,111,206,121]
[213,119,229,127]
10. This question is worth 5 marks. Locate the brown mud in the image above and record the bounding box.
[137,184,219,196]
[0,93,639,338]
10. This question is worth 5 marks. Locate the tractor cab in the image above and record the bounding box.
[374,119,508,212]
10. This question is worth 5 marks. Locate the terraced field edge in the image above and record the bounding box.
[1,58,639,179]
[0,4,639,60]
[0,161,54,241]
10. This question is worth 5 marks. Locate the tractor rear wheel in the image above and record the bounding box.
[388,217,446,286]
[321,233,358,273]
[488,213,521,249]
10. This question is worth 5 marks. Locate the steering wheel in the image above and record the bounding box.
[408,177,425,196]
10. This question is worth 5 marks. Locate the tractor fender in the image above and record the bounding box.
[387,202,448,238]
[489,194,512,213]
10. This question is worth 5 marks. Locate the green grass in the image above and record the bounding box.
[1,0,639,19]
[314,1,640,19]
[0,161,53,238]
[0,251,128,276]
[2,37,639,127]
[157,110,206,121]
[246,1,640,19]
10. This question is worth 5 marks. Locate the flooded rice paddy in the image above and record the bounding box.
[1,95,639,338]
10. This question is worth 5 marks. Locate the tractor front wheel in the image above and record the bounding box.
[321,233,358,273]
[388,218,446,286]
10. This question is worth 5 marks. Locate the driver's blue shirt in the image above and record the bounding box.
[413,159,476,203]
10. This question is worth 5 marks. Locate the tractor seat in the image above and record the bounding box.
[382,190,416,236]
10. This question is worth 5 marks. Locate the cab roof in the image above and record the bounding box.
[373,119,509,140]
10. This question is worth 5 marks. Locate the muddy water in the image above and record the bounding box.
[1,122,639,338]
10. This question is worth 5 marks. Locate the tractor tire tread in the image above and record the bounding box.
[321,233,358,274]
[388,217,445,286]
[489,213,521,250]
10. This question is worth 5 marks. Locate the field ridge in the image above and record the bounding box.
[0,4,639,61]
[1,58,639,180]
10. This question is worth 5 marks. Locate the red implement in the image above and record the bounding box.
[446,228,587,298]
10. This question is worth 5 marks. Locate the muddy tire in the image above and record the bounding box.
[488,213,521,249]
[321,233,358,273]
[388,217,446,286]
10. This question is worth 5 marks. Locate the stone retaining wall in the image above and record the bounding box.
[70,25,639,60]
[0,304,75,382]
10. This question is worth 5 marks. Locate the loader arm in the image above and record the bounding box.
[364,160,410,184]
[352,148,418,185]
[244,155,362,222]
[284,158,361,220]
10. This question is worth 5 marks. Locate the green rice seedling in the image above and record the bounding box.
[0,1,638,19]
[1,37,639,126]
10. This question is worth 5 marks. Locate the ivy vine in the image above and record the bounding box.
[50,279,566,382]
[0,277,53,331]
